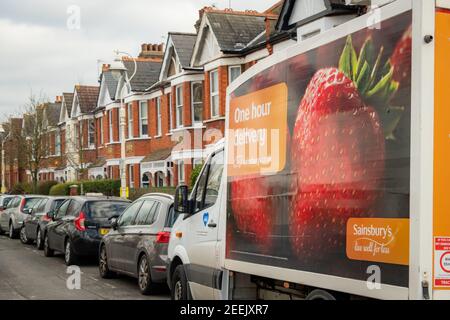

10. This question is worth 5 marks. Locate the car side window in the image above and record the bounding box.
[11,197,20,208]
[191,151,224,213]
[134,200,155,225]
[67,200,82,217]
[118,201,142,227]
[56,200,71,219]
[35,199,48,213]
[6,198,15,209]
[144,202,160,225]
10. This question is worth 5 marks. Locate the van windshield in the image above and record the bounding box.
[86,201,129,219]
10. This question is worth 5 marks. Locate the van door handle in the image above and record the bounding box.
[208,222,217,228]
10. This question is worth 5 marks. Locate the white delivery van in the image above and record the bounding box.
[167,0,450,300]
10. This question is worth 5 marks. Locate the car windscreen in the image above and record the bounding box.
[86,201,129,219]
[24,198,43,210]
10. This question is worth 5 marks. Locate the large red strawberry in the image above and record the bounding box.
[290,35,403,261]
[230,175,274,248]
[391,25,412,86]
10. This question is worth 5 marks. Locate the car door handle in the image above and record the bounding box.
[208,222,217,228]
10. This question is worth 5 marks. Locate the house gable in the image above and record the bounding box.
[191,16,221,67]
[97,77,113,108]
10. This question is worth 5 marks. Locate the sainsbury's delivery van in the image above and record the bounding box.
[167,0,450,300]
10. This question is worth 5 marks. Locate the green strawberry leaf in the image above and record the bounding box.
[339,36,357,81]
[356,61,371,94]
[366,66,394,99]
[356,38,374,80]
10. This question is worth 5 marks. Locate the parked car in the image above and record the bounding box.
[0,195,15,235]
[99,193,176,295]
[0,195,46,239]
[21,196,71,248]
[43,196,131,265]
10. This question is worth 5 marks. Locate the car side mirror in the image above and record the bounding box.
[111,218,118,230]
[174,185,191,215]
[24,208,33,215]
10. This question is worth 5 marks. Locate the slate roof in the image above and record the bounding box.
[170,32,197,68]
[123,60,162,92]
[75,85,100,114]
[62,92,74,116]
[46,102,62,127]
[141,148,173,163]
[103,71,118,100]
[206,12,267,52]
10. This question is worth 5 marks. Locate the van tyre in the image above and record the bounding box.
[99,245,115,279]
[20,227,33,244]
[305,289,336,300]
[64,240,78,266]
[171,265,190,300]
[36,228,44,250]
[138,254,155,295]
[43,233,54,257]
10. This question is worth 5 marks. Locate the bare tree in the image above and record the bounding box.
[22,91,49,193]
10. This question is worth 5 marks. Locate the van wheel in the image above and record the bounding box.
[138,254,155,295]
[9,223,17,239]
[43,233,54,257]
[64,240,78,266]
[99,245,115,279]
[20,227,33,244]
[36,228,44,250]
[171,265,190,300]
[306,289,336,300]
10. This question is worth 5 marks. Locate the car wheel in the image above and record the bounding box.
[138,255,155,295]
[171,265,190,300]
[99,245,115,279]
[64,240,78,266]
[43,233,54,257]
[20,227,33,244]
[9,222,17,239]
[36,228,44,250]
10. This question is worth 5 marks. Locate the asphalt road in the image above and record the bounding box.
[0,234,170,300]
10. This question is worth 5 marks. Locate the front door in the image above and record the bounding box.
[185,150,224,299]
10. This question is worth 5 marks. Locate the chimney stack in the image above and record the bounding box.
[138,43,164,61]
[102,64,110,72]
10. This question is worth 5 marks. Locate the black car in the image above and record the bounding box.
[43,196,130,265]
[21,196,71,248]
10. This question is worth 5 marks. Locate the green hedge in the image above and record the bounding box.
[129,187,176,202]
[49,179,121,196]
[10,182,32,195]
[37,181,58,195]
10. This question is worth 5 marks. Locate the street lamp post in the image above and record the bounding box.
[109,51,137,199]
[0,125,11,194]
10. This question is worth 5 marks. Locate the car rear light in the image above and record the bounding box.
[74,211,86,231]
[156,231,171,244]
[43,213,52,222]
[19,198,26,212]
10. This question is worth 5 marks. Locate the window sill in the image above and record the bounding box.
[153,135,162,139]
[126,137,151,142]
[106,142,121,146]
[203,117,225,123]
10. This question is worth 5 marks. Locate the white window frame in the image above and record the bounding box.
[156,97,162,137]
[109,110,114,143]
[191,81,203,125]
[129,165,134,188]
[128,103,133,138]
[55,130,61,156]
[139,101,149,137]
[88,119,95,148]
[210,69,219,118]
[228,65,242,85]
[168,93,173,131]
[175,85,183,128]
[178,161,185,184]
[100,117,104,145]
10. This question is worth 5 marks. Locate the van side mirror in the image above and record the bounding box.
[174,185,191,215]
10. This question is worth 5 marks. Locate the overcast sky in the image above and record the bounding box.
[0,0,276,120]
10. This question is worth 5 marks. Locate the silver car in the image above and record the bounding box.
[0,195,45,239]
[99,193,176,295]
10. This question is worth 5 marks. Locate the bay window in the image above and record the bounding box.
[191,82,203,124]
[176,85,183,128]
[139,101,148,137]
[210,69,219,118]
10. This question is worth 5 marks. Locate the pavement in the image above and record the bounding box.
[0,234,170,300]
